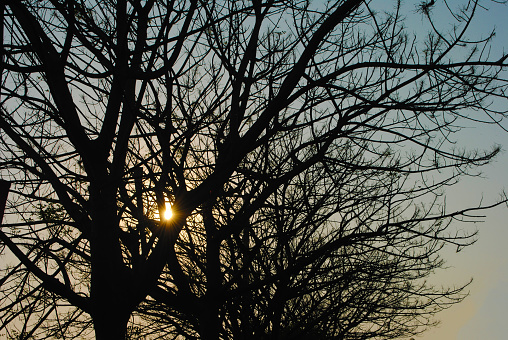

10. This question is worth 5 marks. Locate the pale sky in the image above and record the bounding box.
[418,145,508,340]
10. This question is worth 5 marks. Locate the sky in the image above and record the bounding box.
[0,1,506,339]
[413,1,508,339]
[418,136,508,340]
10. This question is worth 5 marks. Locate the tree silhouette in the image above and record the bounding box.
[0,0,507,338]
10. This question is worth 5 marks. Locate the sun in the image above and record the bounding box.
[163,202,173,220]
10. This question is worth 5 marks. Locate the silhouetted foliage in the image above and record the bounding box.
[1,0,507,339]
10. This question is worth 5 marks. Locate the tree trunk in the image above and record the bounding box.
[198,302,220,340]
[93,308,130,339]
[89,181,132,339]
[201,203,221,340]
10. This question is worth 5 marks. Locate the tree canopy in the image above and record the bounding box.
[0,0,507,338]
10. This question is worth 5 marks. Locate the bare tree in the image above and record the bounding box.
[0,0,507,339]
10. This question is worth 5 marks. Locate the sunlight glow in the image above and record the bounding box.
[163,202,173,220]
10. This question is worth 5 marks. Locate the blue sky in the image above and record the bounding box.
[352,0,508,338]
[416,1,508,337]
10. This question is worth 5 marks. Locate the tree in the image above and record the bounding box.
[0,0,507,338]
